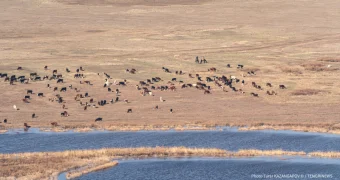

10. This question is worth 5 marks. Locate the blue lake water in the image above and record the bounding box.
[1,128,340,153]
[77,158,339,180]
[2,128,340,180]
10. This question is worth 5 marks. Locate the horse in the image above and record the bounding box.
[279,85,286,89]
[95,117,103,122]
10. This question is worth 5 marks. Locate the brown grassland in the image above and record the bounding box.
[1,0,340,133]
[2,1,340,179]
[2,147,340,179]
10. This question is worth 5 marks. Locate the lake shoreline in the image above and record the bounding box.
[2,147,340,179]
[2,124,340,136]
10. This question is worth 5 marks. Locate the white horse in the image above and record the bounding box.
[105,79,112,86]
[160,97,165,102]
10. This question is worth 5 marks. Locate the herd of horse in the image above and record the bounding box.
[0,56,287,130]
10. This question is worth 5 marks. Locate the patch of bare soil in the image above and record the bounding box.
[55,0,212,6]
[318,57,340,62]
[291,89,327,96]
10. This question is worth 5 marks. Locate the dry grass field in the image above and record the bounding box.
[1,0,340,132]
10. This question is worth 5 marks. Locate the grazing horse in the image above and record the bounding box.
[61,111,69,117]
[206,77,213,82]
[38,93,44,97]
[169,86,176,91]
[208,67,217,72]
[204,90,211,94]
[30,72,37,77]
[17,67,23,70]
[279,85,286,89]
[58,97,63,103]
[271,90,277,95]
[51,122,58,127]
[195,56,199,63]
[266,83,272,87]
[18,76,25,79]
[57,79,64,83]
[250,92,259,97]
[53,70,57,74]
[95,117,103,122]
[22,99,29,103]
[60,87,67,92]
[130,69,136,74]
[136,85,141,90]
[127,109,132,113]
[160,97,165,102]
[118,82,126,86]
[24,123,31,131]
[189,74,194,78]
[140,81,146,86]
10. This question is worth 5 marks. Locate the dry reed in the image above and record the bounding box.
[4,147,340,179]
[66,161,118,179]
